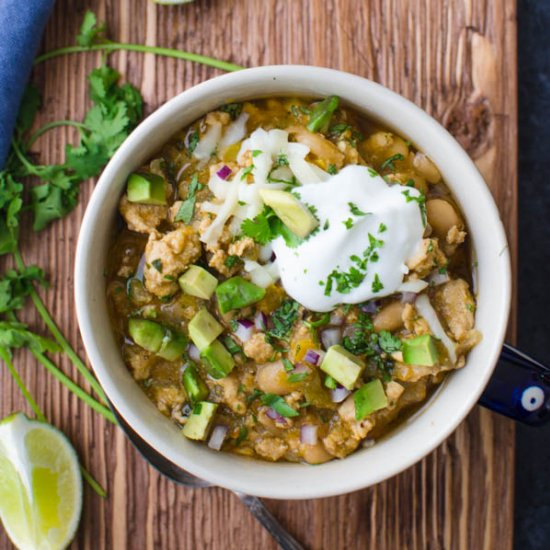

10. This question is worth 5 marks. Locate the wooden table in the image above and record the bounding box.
[0,1,517,548]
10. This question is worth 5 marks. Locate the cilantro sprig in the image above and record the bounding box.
[0,9,246,498]
[241,206,303,248]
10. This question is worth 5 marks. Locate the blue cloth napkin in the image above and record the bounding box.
[0,0,55,167]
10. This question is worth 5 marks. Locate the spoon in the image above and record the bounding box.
[110,405,305,550]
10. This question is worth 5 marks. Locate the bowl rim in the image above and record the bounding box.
[75,65,511,499]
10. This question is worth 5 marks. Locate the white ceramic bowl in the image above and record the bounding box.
[75,66,511,499]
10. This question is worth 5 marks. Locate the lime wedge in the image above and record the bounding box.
[0,413,82,550]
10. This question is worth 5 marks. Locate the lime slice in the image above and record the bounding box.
[0,413,82,550]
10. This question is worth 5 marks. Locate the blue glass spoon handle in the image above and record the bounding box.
[479,343,550,426]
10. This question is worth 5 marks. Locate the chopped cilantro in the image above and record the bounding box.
[235,426,248,444]
[368,167,379,177]
[378,222,387,233]
[323,220,330,230]
[187,129,199,154]
[219,102,243,120]
[246,388,264,404]
[378,330,402,353]
[438,265,448,275]
[252,149,262,157]
[261,393,299,417]
[328,123,352,138]
[175,173,202,224]
[276,154,289,166]
[267,299,300,340]
[224,255,241,269]
[241,206,303,248]
[401,189,427,225]
[327,163,338,175]
[371,274,384,293]
[229,319,239,332]
[348,202,369,216]
[241,165,254,180]
[466,303,475,312]
[380,153,405,171]
[343,218,354,230]
[282,358,294,372]
[151,259,163,273]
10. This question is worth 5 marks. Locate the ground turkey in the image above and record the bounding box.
[243,333,276,363]
[406,238,447,278]
[433,279,475,341]
[144,226,201,297]
[119,194,168,234]
[254,436,288,461]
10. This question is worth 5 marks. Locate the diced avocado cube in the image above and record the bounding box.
[353,379,388,420]
[215,276,266,314]
[200,340,235,379]
[182,365,209,406]
[157,329,188,361]
[128,319,165,353]
[188,308,223,351]
[259,189,319,238]
[320,345,365,390]
[402,334,439,366]
[127,173,167,205]
[182,401,218,441]
[179,265,218,300]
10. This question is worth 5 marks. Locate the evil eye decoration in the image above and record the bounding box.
[520,385,545,412]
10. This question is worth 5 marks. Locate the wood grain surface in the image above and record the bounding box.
[0,1,517,548]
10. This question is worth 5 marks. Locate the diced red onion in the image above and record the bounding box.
[329,311,344,326]
[428,270,450,286]
[254,311,268,331]
[361,300,379,313]
[401,292,417,304]
[187,343,201,362]
[300,424,318,445]
[234,319,254,342]
[216,165,232,180]
[266,408,285,423]
[330,386,351,403]
[304,349,324,366]
[207,425,228,451]
[320,327,342,349]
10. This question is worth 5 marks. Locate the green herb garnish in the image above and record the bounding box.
[380,153,405,171]
[175,173,202,224]
[261,393,299,417]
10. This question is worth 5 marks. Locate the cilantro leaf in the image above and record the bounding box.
[175,174,201,224]
[219,103,243,120]
[378,330,402,353]
[0,171,23,255]
[380,153,405,171]
[0,267,47,314]
[0,321,59,354]
[261,393,299,417]
[76,10,106,47]
[241,206,303,248]
[267,299,299,340]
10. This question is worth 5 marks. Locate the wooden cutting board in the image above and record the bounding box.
[0,0,517,548]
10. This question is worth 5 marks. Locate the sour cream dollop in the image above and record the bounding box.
[271,165,425,312]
